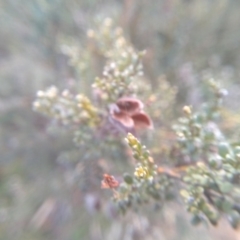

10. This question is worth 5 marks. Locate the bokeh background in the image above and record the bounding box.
[1,0,240,239]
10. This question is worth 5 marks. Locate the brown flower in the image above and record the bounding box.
[131,112,153,130]
[110,111,134,128]
[101,174,119,189]
[116,97,144,115]
[109,97,153,132]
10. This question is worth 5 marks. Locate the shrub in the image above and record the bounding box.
[34,19,240,230]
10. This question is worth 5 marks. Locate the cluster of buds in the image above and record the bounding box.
[33,86,100,127]
[90,19,144,103]
[173,80,228,164]
[101,133,175,213]
[181,160,240,227]
[92,51,144,103]
[172,80,240,227]
[180,186,219,226]
[125,133,157,180]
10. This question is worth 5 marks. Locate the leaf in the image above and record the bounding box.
[219,182,233,194]
[218,142,231,157]
[228,211,240,229]
[221,200,233,212]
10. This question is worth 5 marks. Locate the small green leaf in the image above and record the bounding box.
[218,142,231,157]
[221,200,233,212]
[228,211,240,229]
[219,182,233,194]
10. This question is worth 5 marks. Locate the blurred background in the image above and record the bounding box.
[1,0,240,239]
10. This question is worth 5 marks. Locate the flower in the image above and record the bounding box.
[116,97,144,115]
[131,112,152,130]
[134,166,149,179]
[125,132,139,147]
[183,105,192,116]
[109,97,153,133]
[110,111,134,128]
[101,174,119,189]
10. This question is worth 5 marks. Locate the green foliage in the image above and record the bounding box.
[34,19,240,230]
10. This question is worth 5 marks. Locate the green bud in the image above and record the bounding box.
[123,173,133,184]
[209,155,222,169]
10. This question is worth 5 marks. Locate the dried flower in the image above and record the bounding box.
[131,112,153,130]
[116,97,144,115]
[109,97,153,133]
[101,174,119,189]
[110,111,135,129]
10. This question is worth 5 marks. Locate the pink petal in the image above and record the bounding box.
[131,112,153,130]
[116,97,144,115]
[111,112,134,128]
